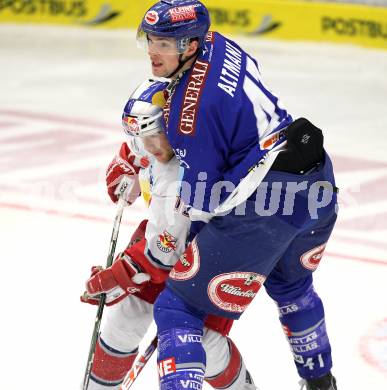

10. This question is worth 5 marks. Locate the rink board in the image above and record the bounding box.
[0,0,386,49]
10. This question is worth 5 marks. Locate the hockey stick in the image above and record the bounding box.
[120,336,158,390]
[82,180,131,390]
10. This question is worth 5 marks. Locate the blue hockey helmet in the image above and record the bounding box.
[137,0,210,54]
[122,78,169,138]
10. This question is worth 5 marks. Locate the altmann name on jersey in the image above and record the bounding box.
[220,283,257,298]
[217,41,242,98]
[178,60,210,136]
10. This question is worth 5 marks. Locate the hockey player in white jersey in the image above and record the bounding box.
[81,79,257,390]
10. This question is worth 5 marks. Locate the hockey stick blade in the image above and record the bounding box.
[120,336,158,390]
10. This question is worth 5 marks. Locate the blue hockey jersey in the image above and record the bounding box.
[163,31,293,213]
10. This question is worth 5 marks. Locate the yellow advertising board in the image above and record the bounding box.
[0,0,386,50]
[206,0,387,50]
[0,0,152,27]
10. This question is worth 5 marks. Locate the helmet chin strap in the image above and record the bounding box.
[166,50,199,79]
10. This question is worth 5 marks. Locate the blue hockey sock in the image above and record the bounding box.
[154,287,207,390]
[276,285,332,379]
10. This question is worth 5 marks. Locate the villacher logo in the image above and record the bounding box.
[208,272,266,313]
[169,238,200,281]
[300,243,327,271]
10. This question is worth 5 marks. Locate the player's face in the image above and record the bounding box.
[142,131,174,163]
[147,34,198,78]
[147,35,180,77]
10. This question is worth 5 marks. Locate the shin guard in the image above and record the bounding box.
[154,287,206,390]
[276,285,332,379]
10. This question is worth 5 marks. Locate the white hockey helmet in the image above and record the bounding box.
[122,78,169,138]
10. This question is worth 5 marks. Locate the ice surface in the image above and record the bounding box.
[0,24,386,389]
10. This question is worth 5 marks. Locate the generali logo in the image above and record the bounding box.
[178,60,210,136]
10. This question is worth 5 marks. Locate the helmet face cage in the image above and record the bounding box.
[122,110,164,138]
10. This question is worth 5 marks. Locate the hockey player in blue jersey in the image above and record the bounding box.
[91,1,339,389]
[138,2,339,389]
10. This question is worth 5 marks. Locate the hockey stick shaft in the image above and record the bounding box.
[82,183,130,390]
[120,336,158,390]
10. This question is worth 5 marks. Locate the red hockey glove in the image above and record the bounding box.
[106,142,149,204]
[81,255,151,306]
[80,266,103,305]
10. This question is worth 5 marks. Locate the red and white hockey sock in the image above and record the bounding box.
[89,336,138,389]
[205,338,256,390]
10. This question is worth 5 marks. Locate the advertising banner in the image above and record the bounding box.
[0,0,386,49]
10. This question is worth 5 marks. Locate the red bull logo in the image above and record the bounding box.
[123,116,139,136]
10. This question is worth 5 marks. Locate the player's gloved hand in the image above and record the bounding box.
[271,118,324,174]
[80,266,104,305]
[81,255,151,306]
[106,142,149,204]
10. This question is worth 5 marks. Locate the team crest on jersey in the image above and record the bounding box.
[300,243,326,271]
[145,10,159,25]
[169,6,197,22]
[122,115,139,136]
[169,238,200,281]
[208,272,266,313]
[157,230,177,253]
[178,60,210,136]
